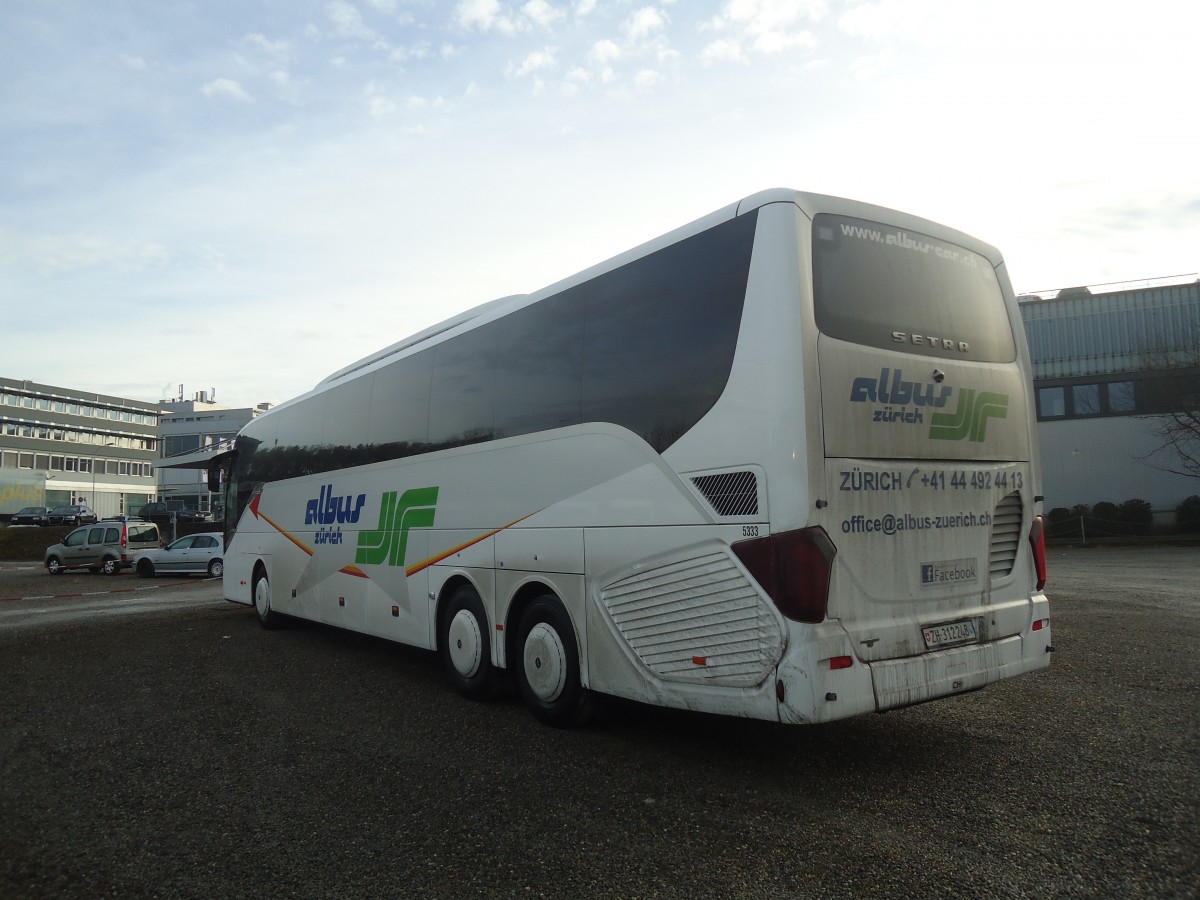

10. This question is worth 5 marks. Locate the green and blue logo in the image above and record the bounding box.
[355,487,439,567]
[929,389,1009,442]
[850,368,1008,443]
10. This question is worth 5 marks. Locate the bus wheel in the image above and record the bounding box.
[439,584,496,700]
[516,595,591,727]
[253,568,282,630]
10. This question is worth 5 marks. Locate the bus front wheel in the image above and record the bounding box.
[516,595,591,727]
[438,584,497,700]
[253,567,282,629]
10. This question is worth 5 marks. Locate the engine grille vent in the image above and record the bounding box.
[601,551,782,687]
[989,491,1023,582]
[691,470,759,517]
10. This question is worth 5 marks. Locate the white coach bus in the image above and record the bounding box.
[214,189,1052,726]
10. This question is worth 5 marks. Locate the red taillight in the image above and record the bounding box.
[1028,515,1047,591]
[121,524,128,549]
[733,526,837,623]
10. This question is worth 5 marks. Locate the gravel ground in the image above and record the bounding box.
[0,546,1196,899]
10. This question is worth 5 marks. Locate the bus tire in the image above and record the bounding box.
[438,584,497,700]
[253,567,283,630]
[516,595,591,728]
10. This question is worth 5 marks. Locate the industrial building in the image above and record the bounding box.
[156,390,266,518]
[1019,279,1200,518]
[0,377,159,519]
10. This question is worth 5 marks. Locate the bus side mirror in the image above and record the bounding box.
[207,464,222,493]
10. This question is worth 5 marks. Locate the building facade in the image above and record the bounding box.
[156,392,266,517]
[0,377,159,519]
[1019,280,1200,517]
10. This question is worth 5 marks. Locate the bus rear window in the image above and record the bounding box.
[811,213,1016,363]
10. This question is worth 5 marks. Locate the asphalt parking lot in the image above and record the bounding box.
[1,546,1196,899]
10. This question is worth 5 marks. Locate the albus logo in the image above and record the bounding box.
[305,484,367,545]
[850,368,1008,442]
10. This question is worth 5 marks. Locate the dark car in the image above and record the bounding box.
[10,506,52,526]
[47,505,98,526]
[135,502,208,524]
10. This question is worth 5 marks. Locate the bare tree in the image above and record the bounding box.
[1146,372,1200,478]
[1138,287,1200,478]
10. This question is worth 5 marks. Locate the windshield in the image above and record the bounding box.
[812,213,1015,363]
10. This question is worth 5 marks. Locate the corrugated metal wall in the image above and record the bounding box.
[1038,417,1196,514]
[1019,283,1200,379]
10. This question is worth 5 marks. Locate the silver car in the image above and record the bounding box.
[135,532,224,578]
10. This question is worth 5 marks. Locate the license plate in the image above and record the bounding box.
[922,618,979,650]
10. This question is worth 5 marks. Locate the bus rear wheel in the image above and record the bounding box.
[439,584,497,700]
[516,595,591,727]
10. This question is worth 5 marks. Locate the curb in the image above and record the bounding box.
[0,578,215,603]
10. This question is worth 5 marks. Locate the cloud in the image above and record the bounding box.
[589,39,620,66]
[624,7,668,40]
[522,0,564,29]
[703,0,824,61]
[201,79,253,102]
[245,33,290,60]
[510,48,556,77]
[391,42,434,62]
[327,1,376,40]
[634,69,659,89]
[0,230,169,274]
[701,39,744,63]
[456,0,523,35]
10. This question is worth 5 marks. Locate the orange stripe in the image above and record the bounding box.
[405,511,540,577]
[257,508,314,557]
[339,564,368,578]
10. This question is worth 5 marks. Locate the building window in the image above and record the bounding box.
[1072,384,1101,416]
[1038,387,1066,418]
[1108,381,1136,413]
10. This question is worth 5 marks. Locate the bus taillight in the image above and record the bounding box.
[1028,515,1047,591]
[733,526,837,623]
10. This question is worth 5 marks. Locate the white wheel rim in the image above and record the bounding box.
[211,561,223,577]
[255,579,270,617]
[447,609,483,678]
[523,622,567,703]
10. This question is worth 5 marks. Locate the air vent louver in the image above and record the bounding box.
[691,470,759,517]
[989,491,1023,581]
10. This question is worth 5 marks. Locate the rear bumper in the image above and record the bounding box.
[776,600,1053,724]
[869,627,1052,711]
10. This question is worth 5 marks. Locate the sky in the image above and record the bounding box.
[2,0,1197,410]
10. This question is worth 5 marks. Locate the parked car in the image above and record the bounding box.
[135,532,223,578]
[10,506,52,526]
[47,505,98,526]
[135,502,208,524]
[44,520,162,575]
